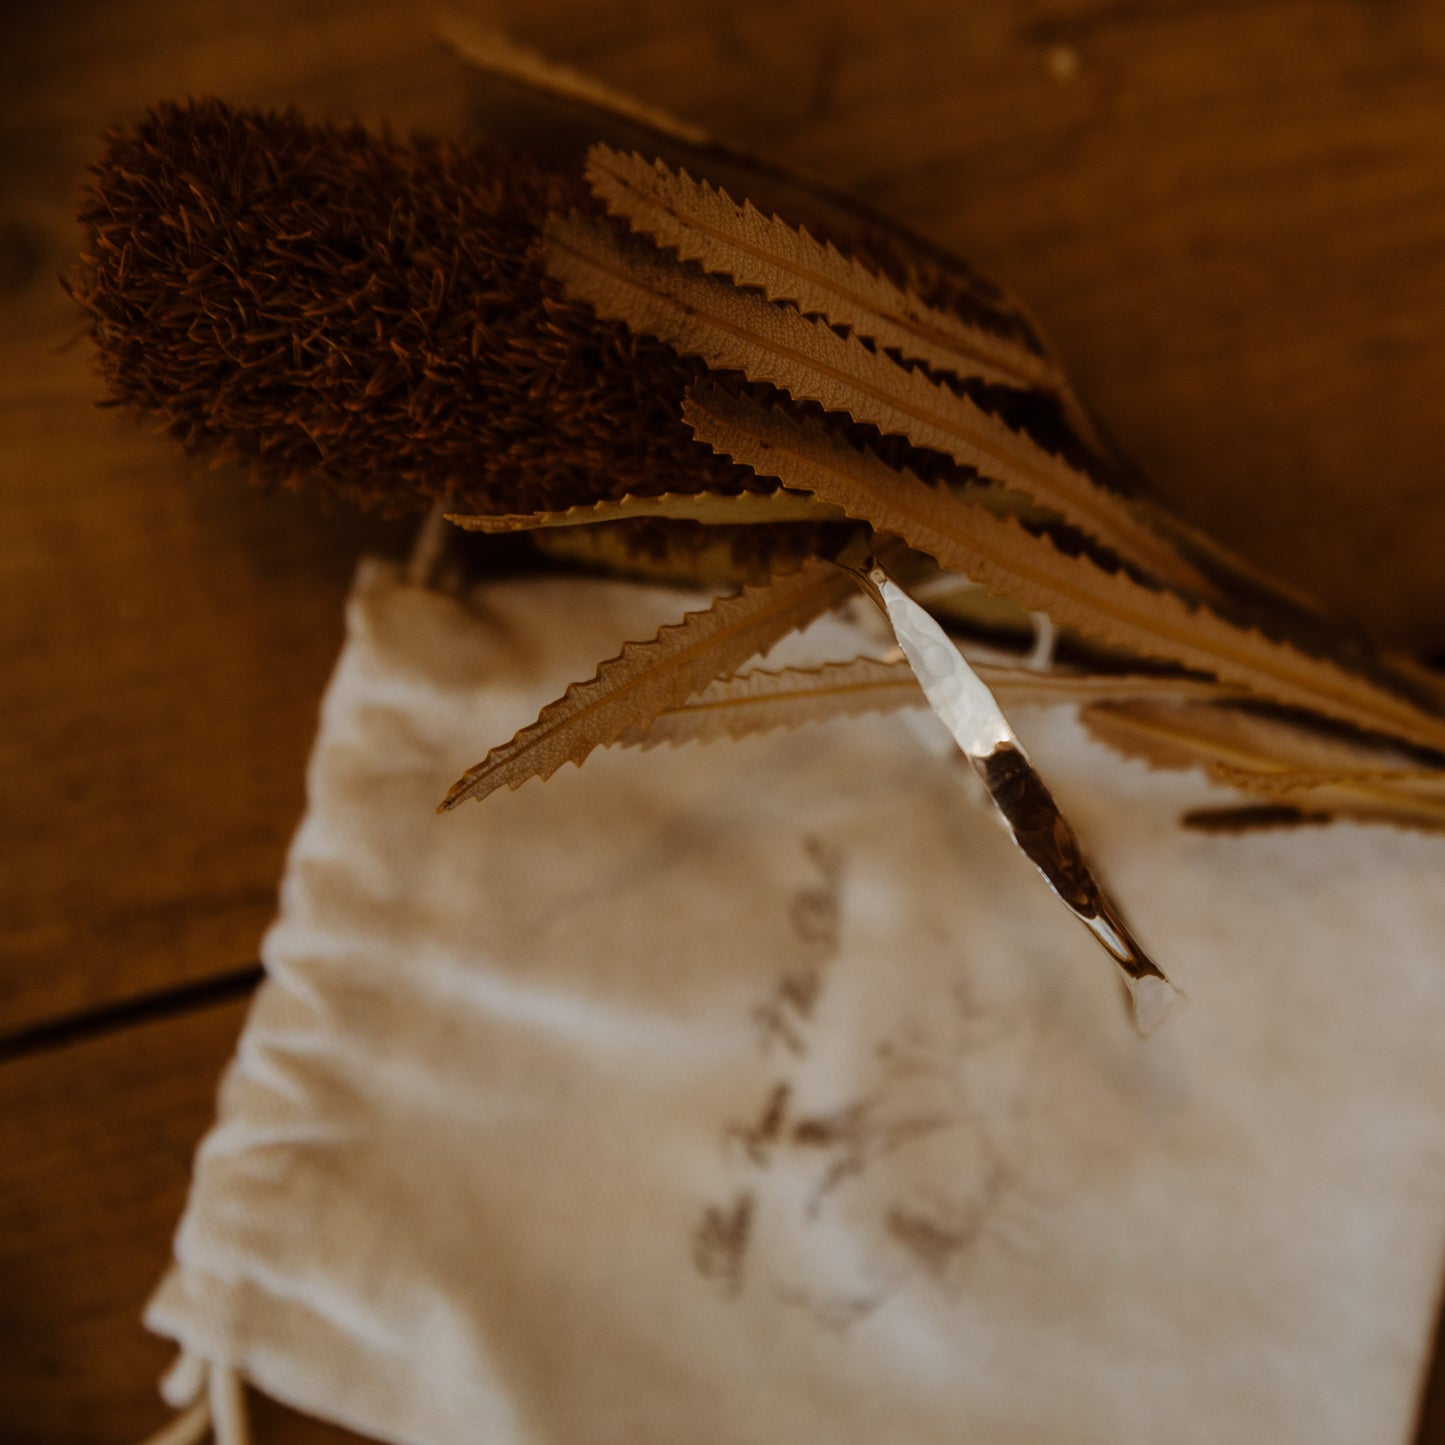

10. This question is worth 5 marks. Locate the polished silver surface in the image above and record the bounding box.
[872,566,1181,1034]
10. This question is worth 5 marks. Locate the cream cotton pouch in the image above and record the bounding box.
[144,557,1445,1444]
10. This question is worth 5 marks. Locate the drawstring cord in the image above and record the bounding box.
[138,1356,252,1445]
[136,1397,209,1445]
[208,1362,252,1445]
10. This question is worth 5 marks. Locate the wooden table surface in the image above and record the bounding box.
[4,0,1445,1439]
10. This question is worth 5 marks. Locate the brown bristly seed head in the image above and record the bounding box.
[67,98,752,516]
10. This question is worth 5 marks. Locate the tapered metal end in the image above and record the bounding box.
[1125,972,1186,1036]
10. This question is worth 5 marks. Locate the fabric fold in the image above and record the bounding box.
[148,559,1445,1445]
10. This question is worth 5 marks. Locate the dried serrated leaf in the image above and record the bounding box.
[530,521,811,588]
[585,145,1059,395]
[1083,696,1445,830]
[1211,762,1445,797]
[622,653,1237,752]
[446,489,842,533]
[685,386,1445,753]
[1211,764,1445,832]
[908,576,1037,639]
[981,668,1236,708]
[1184,797,1445,835]
[436,16,714,146]
[545,211,1212,596]
[1182,805,1335,834]
[440,555,857,808]
[437,19,1048,357]
[620,655,924,749]
[581,150,1361,638]
[1080,697,1424,779]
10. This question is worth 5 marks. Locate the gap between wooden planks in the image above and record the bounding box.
[5,0,1445,1439]
[0,986,376,1445]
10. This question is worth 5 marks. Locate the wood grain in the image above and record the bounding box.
[0,993,369,1444]
[8,0,1445,1025]
[0,0,457,1036]
[495,0,1445,647]
[3,0,1445,1439]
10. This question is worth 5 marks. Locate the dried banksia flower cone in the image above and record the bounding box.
[67,98,750,516]
[67,83,1445,1023]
